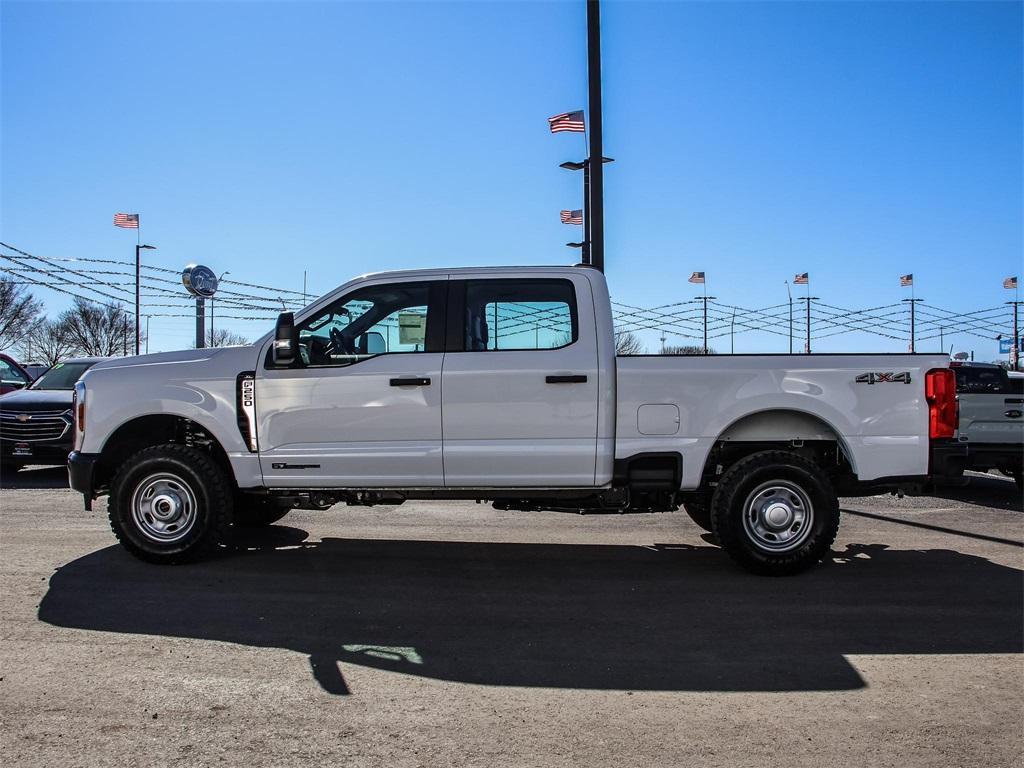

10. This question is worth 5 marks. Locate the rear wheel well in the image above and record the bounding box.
[696,439,854,499]
[95,415,234,494]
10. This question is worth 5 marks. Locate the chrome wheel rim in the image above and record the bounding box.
[742,481,814,553]
[130,472,198,543]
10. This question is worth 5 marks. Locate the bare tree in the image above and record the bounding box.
[662,344,715,355]
[614,331,645,355]
[199,328,250,348]
[0,277,44,351]
[58,298,132,357]
[14,319,78,366]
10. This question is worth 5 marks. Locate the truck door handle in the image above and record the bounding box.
[545,374,588,384]
[1006,410,1022,419]
[390,377,431,387]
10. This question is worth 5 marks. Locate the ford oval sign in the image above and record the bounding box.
[182,264,218,298]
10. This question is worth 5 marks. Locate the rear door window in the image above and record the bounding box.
[459,279,577,351]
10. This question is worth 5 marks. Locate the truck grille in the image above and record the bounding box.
[0,410,72,443]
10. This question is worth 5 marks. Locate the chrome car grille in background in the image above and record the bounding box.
[0,410,72,442]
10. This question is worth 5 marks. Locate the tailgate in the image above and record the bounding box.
[958,393,1024,444]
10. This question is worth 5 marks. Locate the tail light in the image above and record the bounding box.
[925,368,957,439]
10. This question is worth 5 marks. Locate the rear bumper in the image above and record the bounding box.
[929,438,1023,477]
[68,451,101,510]
[929,439,969,480]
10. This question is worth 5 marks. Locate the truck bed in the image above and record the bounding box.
[615,354,949,488]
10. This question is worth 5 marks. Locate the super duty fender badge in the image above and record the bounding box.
[855,372,912,384]
[236,372,259,452]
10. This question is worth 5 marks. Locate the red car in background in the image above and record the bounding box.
[0,354,32,396]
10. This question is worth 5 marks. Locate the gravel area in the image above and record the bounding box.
[1,467,1021,767]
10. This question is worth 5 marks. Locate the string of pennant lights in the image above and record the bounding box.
[2,242,1018,357]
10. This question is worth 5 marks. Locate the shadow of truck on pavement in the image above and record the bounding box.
[38,531,1023,695]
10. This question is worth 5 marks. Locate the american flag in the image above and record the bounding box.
[1004,276,1018,289]
[114,213,139,228]
[560,209,583,225]
[548,111,585,134]
[900,274,913,287]
[794,272,809,285]
[688,271,705,284]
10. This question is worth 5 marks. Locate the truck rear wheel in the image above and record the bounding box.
[108,444,234,564]
[710,450,839,576]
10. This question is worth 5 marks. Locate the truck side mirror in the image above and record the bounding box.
[273,312,298,367]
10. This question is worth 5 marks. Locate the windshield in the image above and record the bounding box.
[0,358,29,386]
[29,362,96,391]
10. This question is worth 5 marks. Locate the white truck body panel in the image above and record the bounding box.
[616,354,945,487]
[440,269,601,486]
[79,265,942,492]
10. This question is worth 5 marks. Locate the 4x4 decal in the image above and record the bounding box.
[856,371,912,385]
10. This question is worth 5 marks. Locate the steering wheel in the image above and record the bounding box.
[329,327,354,357]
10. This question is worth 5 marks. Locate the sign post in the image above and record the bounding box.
[182,264,219,349]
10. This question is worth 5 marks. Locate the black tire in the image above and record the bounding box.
[682,496,713,532]
[710,450,839,576]
[108,443,234,564]
[234,495,291,527]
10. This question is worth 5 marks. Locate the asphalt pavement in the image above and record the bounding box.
[1,467,1021,767]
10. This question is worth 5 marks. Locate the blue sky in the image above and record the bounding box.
[2,0,1021,355]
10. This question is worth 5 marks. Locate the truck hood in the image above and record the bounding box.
[84,345,262,380]
[0,388,73,412]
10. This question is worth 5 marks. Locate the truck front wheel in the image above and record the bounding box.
[710,450,839,576]
[108,444,234,564]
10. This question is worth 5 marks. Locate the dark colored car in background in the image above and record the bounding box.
[0,358,105,471]
[0,353,33,396]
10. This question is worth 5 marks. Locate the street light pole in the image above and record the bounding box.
[902,298,923,352]
[1009,300,1021,371]
[134,244,156,355]
[586,0,605,272]
[786,280,793,354]
[699,295,717,354]
[802,297,819,353]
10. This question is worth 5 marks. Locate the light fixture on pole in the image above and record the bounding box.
[135,244,156,355]
[560,157,613,265]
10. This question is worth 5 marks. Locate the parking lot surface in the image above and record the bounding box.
[1,467,1021,767]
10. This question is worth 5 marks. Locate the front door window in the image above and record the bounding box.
[296,282,435,367]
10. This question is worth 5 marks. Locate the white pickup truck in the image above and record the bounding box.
[68,265,958,574]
